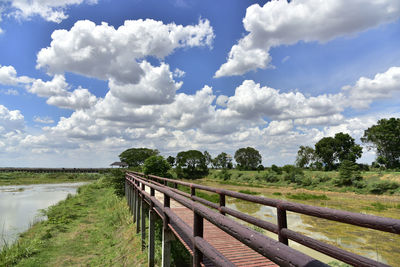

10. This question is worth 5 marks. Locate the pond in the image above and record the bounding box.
[226,196,396,265]
[0,182,87,250]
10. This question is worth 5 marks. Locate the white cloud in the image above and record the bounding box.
[173,68,185,78]
[215,0,400,77]
[0,65,32,85]
[28,74,69,97]
[47,88,98,110]
[342,66,400,108]
[226,80,344,120]
[36,19,214,84]
[33,116,54,124]
[0,89,19,95]
[0,104,24,133]
[216,95,228,107]
[8,0,97,23]
[109,61,182,105]
[265,120,293,135]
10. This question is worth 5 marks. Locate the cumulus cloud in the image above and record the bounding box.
[225,80,344,120]
[47,88,98,110]
[0,104,24,133]
[8,0,97,23]
[109,61,182,105]
[28,74,69,97]
[215,0,400,77]
[343,66,400,108]
[36,19,214,84]
[265,120,293,135]
[0,65,32,85]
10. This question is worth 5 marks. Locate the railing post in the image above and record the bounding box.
[219,193,226,215]
[162,194,173,267]
[136,181,141,234]
[148,188,155,267]
[191,186,195,201]
[193,212,204,267]
[277,207,289,245]
[141,183,146,251]
[133,180,137,223]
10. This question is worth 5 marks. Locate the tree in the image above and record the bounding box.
[175,150,208,178]
[295,146,315,168]
[119,148,159,167]
[234,147,262,170]
[362,118,400,169]
[143,155,171,177]
[213,152,232,169]
[167,156,175,167]
[315,133,362,170]
[203,151,212,167]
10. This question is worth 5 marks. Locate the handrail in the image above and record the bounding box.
[126,173,327,267]
[127,171,399,267]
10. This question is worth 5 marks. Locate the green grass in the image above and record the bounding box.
[0,172,101,186]
[0,176,147,266]
[285,192,330,201]
[238,189,260,195]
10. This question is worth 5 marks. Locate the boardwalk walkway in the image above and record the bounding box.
[148,188,277,266]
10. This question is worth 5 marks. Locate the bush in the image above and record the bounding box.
[271,164,282,174]
[143,155,171,177]
[282,166,304,184]
[335,160,363,186]
[216,169,232,181]
[263,171,280,183]
[108,169,126,197]
[369,180,400,194]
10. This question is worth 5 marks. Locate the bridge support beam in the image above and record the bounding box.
[141,189,146,251]
[133,184,137,223]
[193,211,204,267]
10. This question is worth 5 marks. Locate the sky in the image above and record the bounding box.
[0,0,399,167]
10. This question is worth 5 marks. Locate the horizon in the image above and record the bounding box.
[1,0,400,168]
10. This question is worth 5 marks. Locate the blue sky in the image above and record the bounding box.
[0,0,399,167]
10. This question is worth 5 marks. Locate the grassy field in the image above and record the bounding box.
[188,174,400,266]
[204,169,400,195]
[0,177,147,267]
[0,172,101,186]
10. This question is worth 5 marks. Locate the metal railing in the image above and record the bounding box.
[125,171,400,267]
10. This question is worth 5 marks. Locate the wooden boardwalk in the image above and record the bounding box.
[148,188,277,266]
[171,206,277,267]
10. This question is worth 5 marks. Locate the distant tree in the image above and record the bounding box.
[143,156,171,177]
[234,147,262,170]
[119,148,159,167]
[271,164,282,174]
[176,150,208,179]
[167,156,175,167]
[361,118,400,169]
[213,152,232,169]
[295,146,315,168]
[203,151,212,167]
[315,133,362,171]
[335,160,363,187]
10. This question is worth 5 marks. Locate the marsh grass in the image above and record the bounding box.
[0,176,147,266]
[0,172,100,186]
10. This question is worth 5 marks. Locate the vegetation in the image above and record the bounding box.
[212,152,233,169]
[0,172,100,186]
[143,155,171,177]
[175,150,208,179]
[234,147,262,170]
[0,176,147,266]
[119,147,159,167]
[362,118,400,169]
[286,192,329,200]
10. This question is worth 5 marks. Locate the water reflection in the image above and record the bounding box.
[0,182,86,249]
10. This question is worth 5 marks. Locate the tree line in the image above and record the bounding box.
[118,118,400,179]
[296,118,400,171]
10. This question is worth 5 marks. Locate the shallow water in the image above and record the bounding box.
[226,196,391,265]
[0,182,86,249]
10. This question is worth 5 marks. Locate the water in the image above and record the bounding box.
[226,196,391,265]
[0,182,86,249]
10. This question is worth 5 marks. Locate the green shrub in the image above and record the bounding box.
[335,160,363,186]
[272,192,282,196]
[263,171,280,183]
[271,164,282,174]
[216,169,232,180]
[143,155,171,177]
[239,189,260,195]
[369,180,399,194]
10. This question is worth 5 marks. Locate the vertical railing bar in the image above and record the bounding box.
[219,193,226,215]
[277,207,289,245]
[193,212,204,267]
